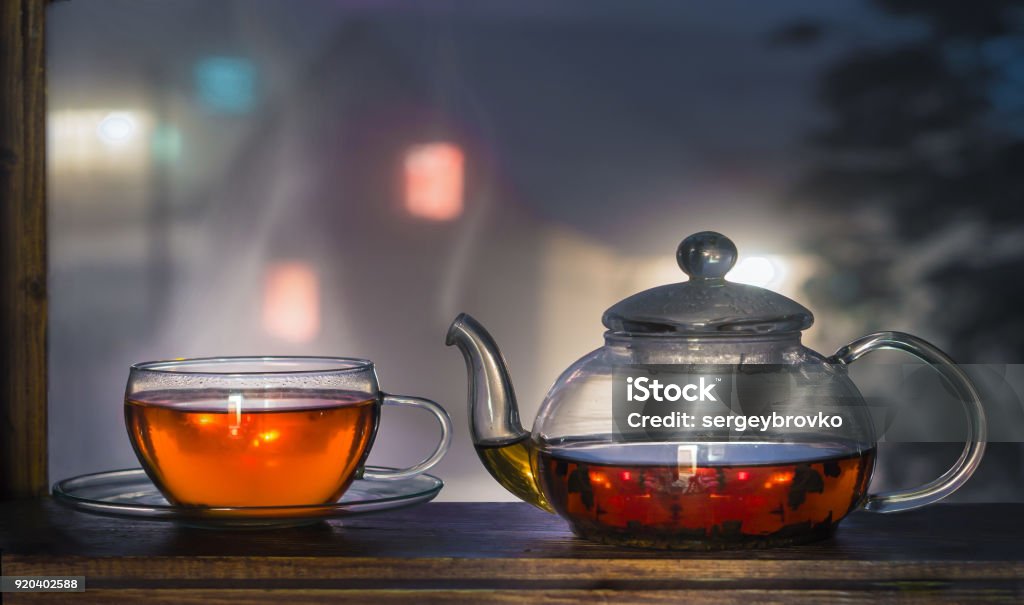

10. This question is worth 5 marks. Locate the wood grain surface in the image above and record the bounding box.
[0,0,48,500]
[1,501,1022,603]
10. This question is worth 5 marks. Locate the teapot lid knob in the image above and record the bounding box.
[676,231,737,279]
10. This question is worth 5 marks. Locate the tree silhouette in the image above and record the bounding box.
[778,0,1024,501]
[781,0,1024,360]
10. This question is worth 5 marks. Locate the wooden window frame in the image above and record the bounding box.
[0,0,48,499]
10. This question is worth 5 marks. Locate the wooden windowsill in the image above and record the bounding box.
[2,500,1022,603]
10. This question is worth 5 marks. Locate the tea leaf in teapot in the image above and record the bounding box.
[787,464,825,510]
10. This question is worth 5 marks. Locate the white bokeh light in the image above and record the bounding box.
[95,112,137,144]
[728,256,782,287]
[50,109,153,173]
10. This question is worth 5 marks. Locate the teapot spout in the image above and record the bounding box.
[446,313,552,511]
[445,313,527,445]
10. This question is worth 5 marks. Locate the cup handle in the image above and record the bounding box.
[361,393,453,480]
[830,331,987,513]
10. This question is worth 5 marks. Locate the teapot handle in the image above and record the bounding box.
[830,332,986,513]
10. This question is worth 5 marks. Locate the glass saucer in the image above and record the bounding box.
[52,467,443,529]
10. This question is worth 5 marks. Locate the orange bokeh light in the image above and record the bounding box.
[403,142,464,221]
[772,472,794,484]
[262,261,320,343]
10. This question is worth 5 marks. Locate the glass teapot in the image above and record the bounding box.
[447,231,986,549]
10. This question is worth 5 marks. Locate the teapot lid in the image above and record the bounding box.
[602,231,813,335]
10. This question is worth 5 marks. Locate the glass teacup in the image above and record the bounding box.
[125,356,451,507]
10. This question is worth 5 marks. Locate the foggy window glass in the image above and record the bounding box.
[48,1,1024,501]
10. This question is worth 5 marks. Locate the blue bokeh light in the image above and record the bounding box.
[194,56,257,114]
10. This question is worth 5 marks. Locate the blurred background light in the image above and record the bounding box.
[403,142,464,221]
[194,56,258,114]
[728,255,785,288]
[150,124,183,163]
[261,261,321,343]
[96,112,137,144]
[49,109,153,173]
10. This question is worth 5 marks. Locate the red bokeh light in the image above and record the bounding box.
[403,142,464,221]
[262,261,320,343]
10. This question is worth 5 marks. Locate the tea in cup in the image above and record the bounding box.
[125,357,451,507]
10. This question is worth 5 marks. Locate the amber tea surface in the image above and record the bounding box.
[538,440,874,549]
[125,389,378,507]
